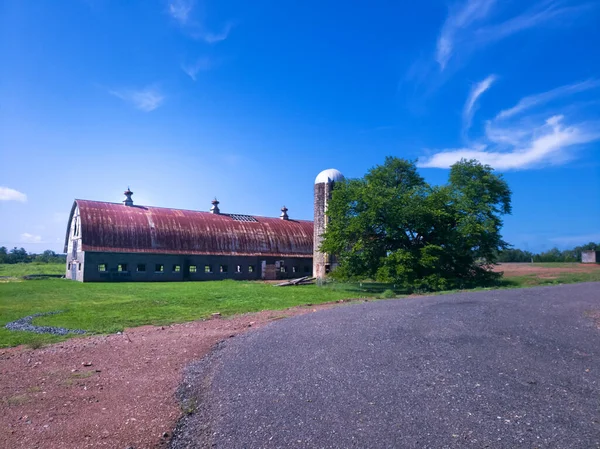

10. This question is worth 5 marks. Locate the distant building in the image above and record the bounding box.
[581,250,600,264]
[65,169,343,282]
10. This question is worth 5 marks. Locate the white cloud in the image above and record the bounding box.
[168,0,233,44]
[435,0,589,71]
[0,187,27,202]
[181,57,213,81]
[109,86,165,112]
[496,79,600,120]
[419,115,600,170]
[168,0,195,26]
[463,74,497,136]
[20,233,42,244]
[193,22,234,44]
[436,0,496,70]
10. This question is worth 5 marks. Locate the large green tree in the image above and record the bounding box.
[320,157,512,291]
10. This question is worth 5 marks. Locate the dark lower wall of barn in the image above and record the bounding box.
[78,252,313,282]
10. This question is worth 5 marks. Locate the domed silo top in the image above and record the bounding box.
[315,168,344,184]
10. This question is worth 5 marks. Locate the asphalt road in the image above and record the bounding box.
[171,283,600,448]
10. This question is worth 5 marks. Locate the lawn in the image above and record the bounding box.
[0,262,65,277]
[0,275,366,348]
[2,262,600,348]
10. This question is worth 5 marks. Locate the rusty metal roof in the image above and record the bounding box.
[68,200,314,258]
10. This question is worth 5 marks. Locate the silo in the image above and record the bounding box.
[313,168,344,278]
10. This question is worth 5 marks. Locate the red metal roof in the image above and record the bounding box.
[68,200,314,258]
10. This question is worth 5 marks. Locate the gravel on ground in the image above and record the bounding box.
[170,282,600,449]
[5,311,86,336]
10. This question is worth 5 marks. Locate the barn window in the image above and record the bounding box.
[173,265,181,272]
[236,265,242,273]
[280,266,287,273]
[118,264,127,272]
[220,265,228,273]
[137,264,146,272]
[98,264,106,272]
[248,265,254,273]
[205,265,212,273]
[155,264,164,273]
[78,263,82,271]
[292,266,298,273]
[68,263,72,270]
[189,265,197,273]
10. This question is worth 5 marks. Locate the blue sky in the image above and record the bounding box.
[1,0,599,254]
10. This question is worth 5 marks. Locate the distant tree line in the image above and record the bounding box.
[0,247,66,264]
[497,243,599,263]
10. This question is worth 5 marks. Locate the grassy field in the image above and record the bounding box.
[0,262,65,277]
[1,262,599,348]
[0,275,368,348]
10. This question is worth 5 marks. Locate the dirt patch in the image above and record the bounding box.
[493,263,600,278]
[0,300,352,449]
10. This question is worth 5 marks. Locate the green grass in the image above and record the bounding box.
[0,278,366,348]
[499,271,600,288]
[0,262,64,277]
[2,262,599,349]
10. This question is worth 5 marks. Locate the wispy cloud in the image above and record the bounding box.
[181,57,214,81]
[0,187,27,202]
[20,233,42,244]
[419,115,600,170]
[496,79,600,120]
[109,86,165,112]
[192,22,234,44]
[463,74,497,136]
[419,76,600,170]
[167,0,234,44]
[435,0,590,71]
[436,0,496,70]
[168,0,194,26]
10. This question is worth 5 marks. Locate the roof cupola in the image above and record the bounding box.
[123,187,133,206]
[210,198,220,214]
[280,206,289,220]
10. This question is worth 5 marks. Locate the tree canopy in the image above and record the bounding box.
[320,157,512,291]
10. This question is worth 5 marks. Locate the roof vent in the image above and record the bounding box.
[280,206,289,220]
[123,187,133,206]
[210,198,220,214]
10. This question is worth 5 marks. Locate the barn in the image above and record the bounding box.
[65,169,342,282]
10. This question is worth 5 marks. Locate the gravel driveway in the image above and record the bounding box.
[171,283,600,448]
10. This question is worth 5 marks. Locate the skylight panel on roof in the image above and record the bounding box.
[227,214,258,223]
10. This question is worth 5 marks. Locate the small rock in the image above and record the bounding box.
[162,432,170,438]
[212,313,221,318]
[82,362,92,367]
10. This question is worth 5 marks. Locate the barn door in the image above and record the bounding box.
[71,263,77,280]
[183,259,191,281]
[261,260,267,280]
